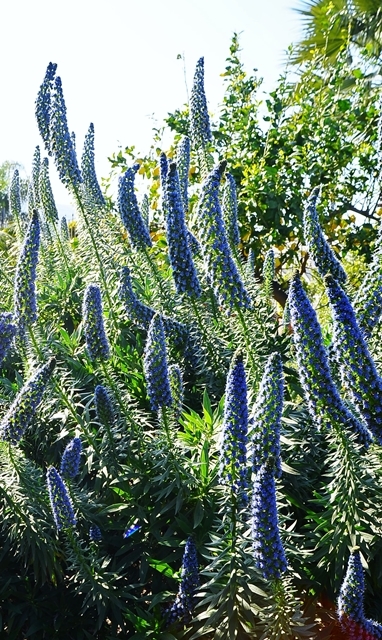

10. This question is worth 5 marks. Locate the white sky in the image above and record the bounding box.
[0,0,302,213]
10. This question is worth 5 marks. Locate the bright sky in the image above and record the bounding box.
[1,0,302,214]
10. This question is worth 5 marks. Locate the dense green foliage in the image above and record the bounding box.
[1,39,382,640]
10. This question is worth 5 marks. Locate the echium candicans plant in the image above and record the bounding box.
[196,162,251,311]
[60,216,70,241]
[288,273,371,446]
[0,357,55,444]
[251,461,288,581]
[9,169,22,228]
[118,266,187,346]
[39,157,59,223]
[251,352,283,478]
[117,164,152,250]
[190,57,212,150]
[160,152,168,208]
[82,284,110,362]
[218,350,249,504]
[94,384,116,428]
[337,551,382,638]
[143,313,172,412]
[325,274,382,444]
[35,62,57,154]
[0,313,17,365]
[165,537,200,626]
[303,187,347,283]
[49,75,82,189]
[60,437,82,479]
[176,135,191,212]
[81,123,105,209]
[222,172,240,248]
[13,209,40,334]
[168,364,184,421]
[31,146,41,207]
[27,180,35,218]
[353,248,382,339]
[46,466,76,531]
[165,162,201,297]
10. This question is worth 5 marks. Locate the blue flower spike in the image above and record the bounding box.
[82,284,110,362]
[47,466,76,531]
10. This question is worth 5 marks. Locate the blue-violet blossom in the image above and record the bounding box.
[82,284,110,361]
[143,313,172,411]
[47,466,76,531]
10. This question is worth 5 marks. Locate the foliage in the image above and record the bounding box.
[1,40,382,640]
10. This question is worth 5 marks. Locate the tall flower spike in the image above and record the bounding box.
[143,314,172,411]
[118,266,187,347]
[353,248,382,339]
[50,76,82,189]
[9,169,22,225]
[60,437,82,479]
[338,551,382,638]
[0,313,17,366]
[35,62,57,154]
[196,162,251,311]
[0,358,56,444]
[60,216,70,241]
[251,463,287,581]
[166,537,200,626]
[117,165,152,250]
[190,57,212,149]
[160,152,169,206]
[82,284,110,362]
[27,180,35,218]
[89,525,102,542]
[169,364,184,421]
[81,123,105,209]
[39,158,59,223]
[218,350,249,504]
[262,249,275,300]
[31,146,41,207]
[176,136,191,213]
[288,274,371,447]
[141,193,150,227]
[325,275,382,444]
[13,209,40,334]
[94,385,116,427]
[303,187,347,283]
[46,466,76,531]
[251,353,283,478]
[165,163,201,297]
[222,173,240,247]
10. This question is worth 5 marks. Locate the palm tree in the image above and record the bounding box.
[294,0,382,66]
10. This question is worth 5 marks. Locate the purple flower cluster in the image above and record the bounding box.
[325,275,382,444]
[89,525,102,542]
[196,163,251,311]
[354,249,382,339]
[0,313,17,366]
[165,163,201,298]
[9,169,22,223]
[118,266,188,347]
[252,353,283,478]
[35,62,57,154]
[166,537,199,625]
[222,173,240,247]
[169,364,184,421]
[49,76,82,189]
[190,57,212,150]
[338,551,382,639]
[31,146,41,208]
[13,210,40,334]
[0,358,56,444]
[176,136,191,213]
[118,165,152,250]
[251,463,287,581]
[81,123,105,209]
[160,151,169,211]
[303,188,347,283]
[60,437,82,479]
[218,351,249,504]
[94,385,116,427]
[46,466,76,531]
[39,158,59,222]
[143,314,172,411]
[82,284,110,362]
[288,274,371,446]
